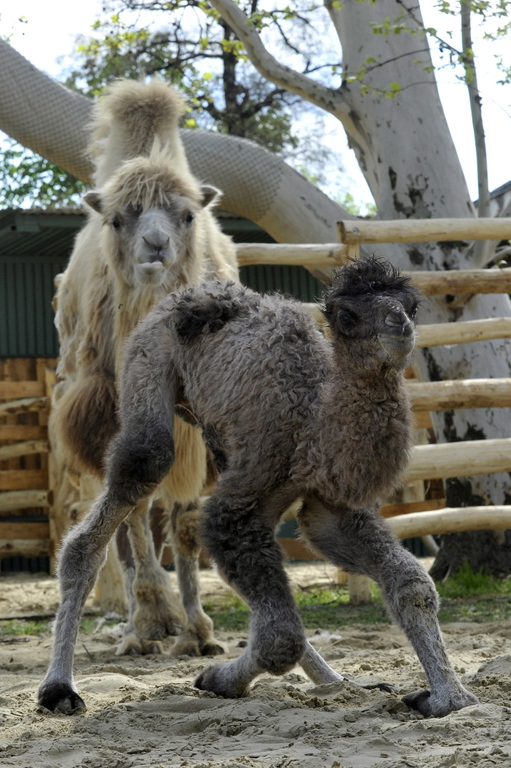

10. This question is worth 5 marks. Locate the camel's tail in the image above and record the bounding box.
[105,306,178,504]
[89,78,190,187]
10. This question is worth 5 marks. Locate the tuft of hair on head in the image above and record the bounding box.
[99,155,202,217]
[323,255,421,304]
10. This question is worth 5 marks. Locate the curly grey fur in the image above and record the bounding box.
[39,257,477,718]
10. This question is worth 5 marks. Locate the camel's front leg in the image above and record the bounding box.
[39,403,177,711]
[299,497,478,717]
[38,490,133,713]
[194,483,307,697]
[116,499,186,656]
[168,501,225,658]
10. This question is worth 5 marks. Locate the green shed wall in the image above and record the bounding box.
[0,210,323,359]
[0,256,68,357]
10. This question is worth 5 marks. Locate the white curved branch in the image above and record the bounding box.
[208,0,350,119]
[461,2,492,266]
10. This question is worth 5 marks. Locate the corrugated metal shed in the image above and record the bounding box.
[0,208,322,359]
[0,210,80,358]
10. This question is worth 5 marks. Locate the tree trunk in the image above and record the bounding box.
[327,0,511,576]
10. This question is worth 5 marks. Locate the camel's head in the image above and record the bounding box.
[83,154,221,289]
[323,256,422,373]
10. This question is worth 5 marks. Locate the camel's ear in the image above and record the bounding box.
[82,191,103,214]
[199,185,221,209]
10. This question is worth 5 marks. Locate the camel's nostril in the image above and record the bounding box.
[142,234,170,252]
[403,320,414,337]
[383,311,415,340]
[384,310,405,328]
[385,310,413,336]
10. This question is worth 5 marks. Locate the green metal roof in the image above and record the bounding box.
[0,209,84,261]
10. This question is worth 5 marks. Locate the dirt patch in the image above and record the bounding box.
[1,562,511,768]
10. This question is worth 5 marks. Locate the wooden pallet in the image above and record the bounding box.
[0,358,56,561]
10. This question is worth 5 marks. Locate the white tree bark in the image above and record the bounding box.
[460,1,491,265]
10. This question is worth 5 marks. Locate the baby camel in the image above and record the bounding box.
[39,257,477,717]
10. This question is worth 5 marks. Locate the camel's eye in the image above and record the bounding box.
[338,310,357,327]
[185,211,195,225]
[409,303,419,320]
[112,216,122,231]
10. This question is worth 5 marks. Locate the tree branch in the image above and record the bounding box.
[208,0,350,119]
[461,0,492,265]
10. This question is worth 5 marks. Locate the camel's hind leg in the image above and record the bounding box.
[115,502,186,656]
[194,480,307,698]
[167,500,225,657]
[298,496,478,718]
[152,418,223,658]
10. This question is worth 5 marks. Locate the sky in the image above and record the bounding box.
[1,0,510,209]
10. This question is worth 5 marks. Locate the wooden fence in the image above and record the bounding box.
[253,217,511,600]
[2,217,511,589]
[0,358,55,560]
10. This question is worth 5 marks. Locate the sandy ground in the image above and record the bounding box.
[1,562,511,768]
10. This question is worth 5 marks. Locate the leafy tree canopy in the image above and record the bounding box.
[2,1,508,211]
[1,0,348,209]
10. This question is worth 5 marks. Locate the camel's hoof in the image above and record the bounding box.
[402,689,432,716]
[133,616,184,641]
[38,682,86,715]
[402,687,478,718]
[194,665,248,698]
[201,640,226,657]
[141,639,164,655]
[116,633,164,656]
[170,637,201,658]
[171,633,226,658]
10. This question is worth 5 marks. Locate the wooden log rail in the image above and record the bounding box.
[388,506,511,539]
[407,379,511,411]
[0,538,51,558]
[0,440,49,461]
[339,217,511,244]
[0,490,51,512]
[403,269,511,296]
[236,242,349,267]
[236,245,511,295]
[236,243,511,296]
[406,438,511,482]
[0,381,45,399]
[0,396,48,415]
[417,318,511,347]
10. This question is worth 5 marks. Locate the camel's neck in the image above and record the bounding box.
[321,366,411,434]
[112,279,167,374]
[344,370,406,406]
[311,358,413,510]
[325,346,409,406]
